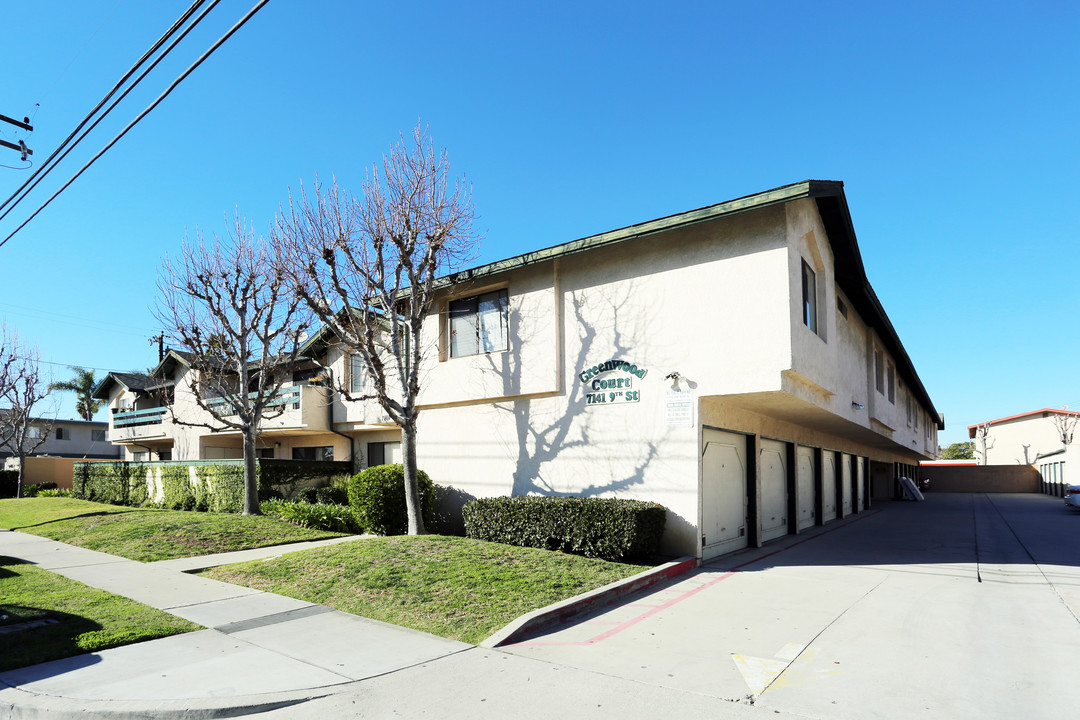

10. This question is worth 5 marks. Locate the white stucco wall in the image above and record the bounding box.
[974,412,1077,465]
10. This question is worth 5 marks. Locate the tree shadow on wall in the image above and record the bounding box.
[486,285,662,499]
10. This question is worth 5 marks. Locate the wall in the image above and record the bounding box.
[974,413,1072,465]
[919,464,1040,493]
[3,456,86,489]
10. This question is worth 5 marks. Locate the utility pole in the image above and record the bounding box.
[0,112,33,161]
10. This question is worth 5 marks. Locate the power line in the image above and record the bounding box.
[0,1,225,227]
[0,0,210,218]
[0,0,270,250]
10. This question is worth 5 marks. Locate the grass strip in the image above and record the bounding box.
[202,535,649,644]
[0,498,348,562]
[0,556,200,672]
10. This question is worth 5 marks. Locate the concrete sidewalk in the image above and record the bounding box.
[0,529,471,718]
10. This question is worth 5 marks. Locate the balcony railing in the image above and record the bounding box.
[205,385,303,416]
[112,407,168,428]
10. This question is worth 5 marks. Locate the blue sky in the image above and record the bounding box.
[1,1,1076,446]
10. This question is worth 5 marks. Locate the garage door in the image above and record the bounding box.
[702,429,749,560]
[856,456,865,511]
[822,452,838,522]
[796,446,815,530]
[759,439,788,543]
[841,453,853,516]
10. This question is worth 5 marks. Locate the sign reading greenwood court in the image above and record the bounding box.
[579,359,647,406]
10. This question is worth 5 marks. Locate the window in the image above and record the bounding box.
[256,447,275,459]
[158,451,172,461]
[292,446,334,461]
[27,426,43,439]
[348,353,365,394]
[133,451,149,461]
[449,289,508,357]
[367,441,401,467]
[292,367,324,385]
[801,261,817,333]
[55,427,68,440]
[92,429,107,442]
[887,362,895,404]
[874,351,884,394]
[836,296,848,319]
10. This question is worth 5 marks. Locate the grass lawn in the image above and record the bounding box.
[0,498,349,562]
[0,556,200,672]
[202,535,650,644]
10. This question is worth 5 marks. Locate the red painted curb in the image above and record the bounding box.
[485,556,699,647]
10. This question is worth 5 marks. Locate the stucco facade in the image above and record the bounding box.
[95,181,940,558]
[967,408,1079,466]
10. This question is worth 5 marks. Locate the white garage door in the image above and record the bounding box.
[702,429,749,560]
[822,452,838,522]
[759,438,788,543]
[841,453,853,516]
[796,446,815,530]
[856,456,865,511]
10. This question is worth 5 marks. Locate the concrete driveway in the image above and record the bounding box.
[497,493,1080,719]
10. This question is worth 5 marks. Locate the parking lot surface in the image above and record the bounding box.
[499,493,1080,719]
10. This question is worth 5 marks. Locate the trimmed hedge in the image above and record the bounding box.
[261,499,364,534]
[462,496,667,561]
[347,464,435,536]
[71,460,342,514]
[0,469,19,498]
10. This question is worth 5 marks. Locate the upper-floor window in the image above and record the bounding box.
[55,427,68,440]
[874,350,884,394]
[92,429,107,442]
[801,261,818,334]
[887,362,896,404]
[27,426,43,439]
[449,289,508,357]
[347,353,365,394]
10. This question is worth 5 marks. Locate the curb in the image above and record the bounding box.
[0,685,328,720]
[481,555,700,648]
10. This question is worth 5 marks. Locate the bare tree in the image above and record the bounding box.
[1051,409,1077,447]
[974,422,995,465]
[157,218,310,515]
[0,334,52,498]
[274,122,478,535]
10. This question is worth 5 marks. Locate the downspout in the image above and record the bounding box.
[306,356,358,474]
[327,387,357,474]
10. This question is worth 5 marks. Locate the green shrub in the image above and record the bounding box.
[296,485,348,505]
[37,488,73,498]
[260,499,364,534]
[160,465,195,510]
[23,482,58,498]
[462,496,667,560]
[347,464,435,536]
[195,465,247,513]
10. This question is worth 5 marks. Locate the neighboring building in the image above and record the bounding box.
[1,417,120,489]
[967,408,1079,465]
[0,417,118,460]
[94,180,942,558]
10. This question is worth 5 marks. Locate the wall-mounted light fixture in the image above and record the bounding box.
[851,401,864,410]
[665,371,681,389]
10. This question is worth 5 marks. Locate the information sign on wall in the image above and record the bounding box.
[579,359,646,406]
[665,386,695,427]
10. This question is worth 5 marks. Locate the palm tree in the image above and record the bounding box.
[48,366,101,421]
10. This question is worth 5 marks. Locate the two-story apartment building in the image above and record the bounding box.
[95,180,941,558]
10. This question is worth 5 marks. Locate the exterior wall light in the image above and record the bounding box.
[851,401,864,409]
[665,372,681,389]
